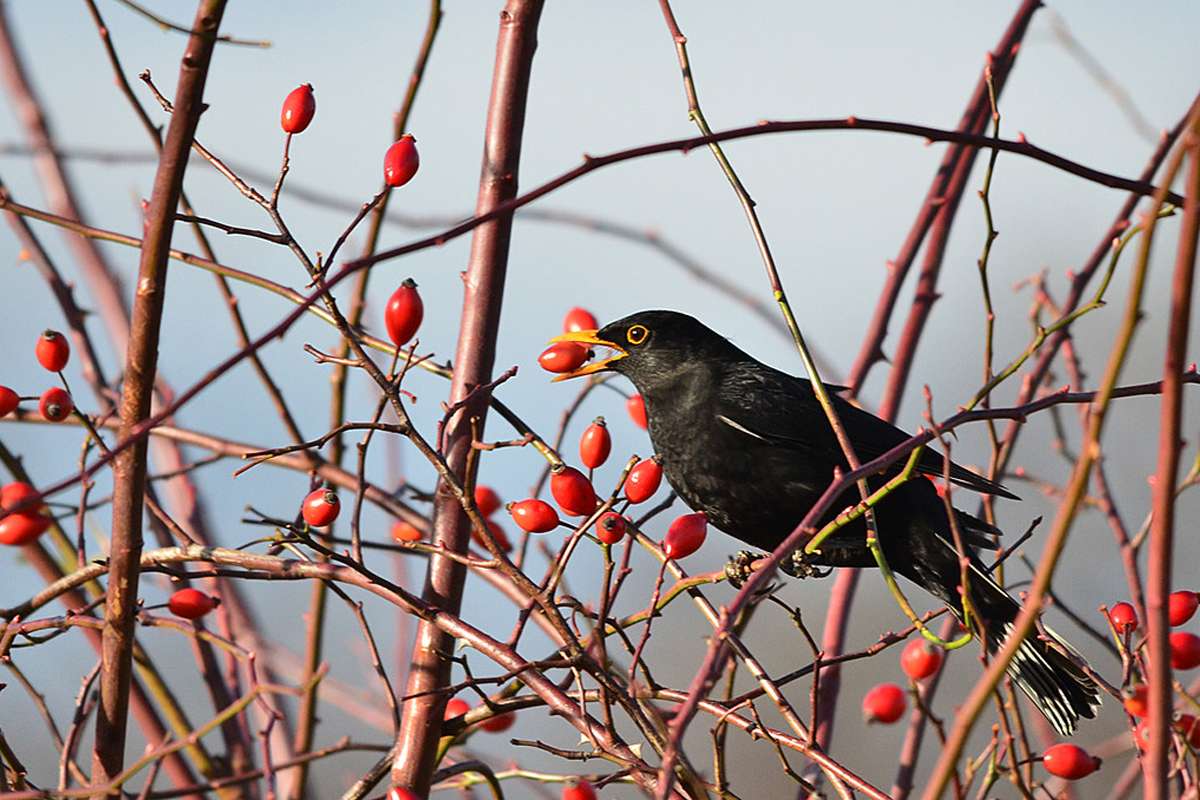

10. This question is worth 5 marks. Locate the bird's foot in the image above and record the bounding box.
[725,550,770,588]
[780,549,833,580]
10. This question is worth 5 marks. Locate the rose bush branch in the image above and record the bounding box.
[390,2,547,796]
[1144,107,1200,800]
[847,0,1039,395]
[94,0,228,788]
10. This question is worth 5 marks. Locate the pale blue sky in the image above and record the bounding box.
[1,2,1197,796]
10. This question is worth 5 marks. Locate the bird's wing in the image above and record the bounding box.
[715,370,1019,500]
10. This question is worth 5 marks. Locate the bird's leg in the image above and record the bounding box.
[724,550,770,588]
[780,548,833,580]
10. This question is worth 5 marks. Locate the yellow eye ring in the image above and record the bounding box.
[626,325,649,345]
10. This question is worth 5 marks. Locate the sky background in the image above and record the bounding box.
[1,1,1199,797]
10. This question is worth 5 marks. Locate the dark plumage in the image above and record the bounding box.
[553,310,1100,735]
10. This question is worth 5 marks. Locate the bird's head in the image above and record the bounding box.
[548,310,737,389]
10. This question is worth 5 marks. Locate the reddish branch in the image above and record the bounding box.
[990,93,1199,476]
[354,115,1180,271]
[846,0,1040,396]
[1144,111,1200,800]
[819,0,1041,762]
[390,1,545,796]
[94,0,227,787]
[295,6,443,789]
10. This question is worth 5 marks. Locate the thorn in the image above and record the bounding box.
[1016,131,1027,144]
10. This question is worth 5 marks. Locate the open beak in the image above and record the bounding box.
[547,329,627,381]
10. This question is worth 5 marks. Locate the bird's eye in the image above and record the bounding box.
[626,325,649,346]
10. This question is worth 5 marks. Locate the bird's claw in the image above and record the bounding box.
[725,550,769,588]
[780,549,833,580]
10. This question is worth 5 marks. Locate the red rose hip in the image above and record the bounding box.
[0,386,18,417]
[862,682,906,723]
[1168,590,1199,626]
[664,512,707,559]
[443,697,470,720]
[384,135,420,187]
[36,330,70,372]
[596,511,627,545]
[387,789,420,800]
[301,488,340,527]
[1170,631,1200,669]
[280,83,316,134]
[384,278,423,347]
[550,466,596,517]
[900,639,944,680]
[579,417,611,469]
[391,521,422,543]
[481,711,514,733]
[168,587,218,620]
[475,485,502,517]
[1122,684,1149,717]
[562,307,598,333]
[1176,713,1200,747]
[38,387,72,422]
[509,499,559,533]
[562,781,597,800]
[0,481,51,546]
[1134,720,1151,750]
[538,342,589,374]
[627,393,648,430]
[1041,743,1100,780]
[624,456,662,504]
[1109,602,1137,634]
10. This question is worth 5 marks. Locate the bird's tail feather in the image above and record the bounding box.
[968,565,1102,736]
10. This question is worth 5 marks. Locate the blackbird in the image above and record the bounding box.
[551,310,1101,735]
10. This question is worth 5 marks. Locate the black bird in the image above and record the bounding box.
[551,310,1101,735]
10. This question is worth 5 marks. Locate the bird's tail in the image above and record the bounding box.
[965,564,1102,736]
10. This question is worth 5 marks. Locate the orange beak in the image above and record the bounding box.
[547,329,628,381]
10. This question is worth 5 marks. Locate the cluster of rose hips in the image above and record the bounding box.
[861,638,945,726]
[1106,591,1200,758]
[538,307,648,431]
[529,309,704,558]
[0,330,87,545]
[0,330,76,428]
[860,637,1103,781]
[280,84,419,189]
